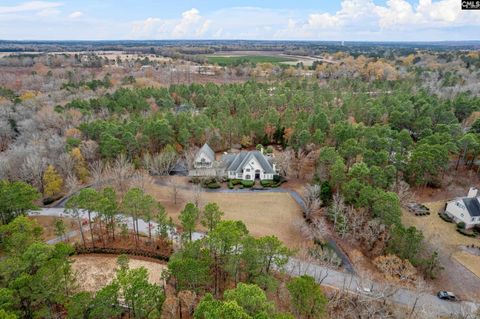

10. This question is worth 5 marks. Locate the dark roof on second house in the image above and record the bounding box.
[197,143,215,162]
[462,197,480,217]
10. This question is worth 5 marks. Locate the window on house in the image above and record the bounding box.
[246,168,250,172]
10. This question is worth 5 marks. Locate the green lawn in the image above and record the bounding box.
[207,55,295,66]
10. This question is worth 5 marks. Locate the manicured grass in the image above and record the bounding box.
[145,181,305,248]
[207,55,295,66]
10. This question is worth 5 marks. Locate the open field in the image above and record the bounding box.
[207,50,337,67]
[145,180,305,248]
[0,51,172,63]
[453,251,480,278]
[71,255,166,292]
[207,55,295,66]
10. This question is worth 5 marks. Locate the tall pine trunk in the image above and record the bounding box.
[88,211,95,248]
[77,216,86,248]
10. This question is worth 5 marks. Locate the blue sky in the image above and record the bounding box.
[0,0,479,41]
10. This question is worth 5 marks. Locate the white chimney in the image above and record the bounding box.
[467,187,478,198]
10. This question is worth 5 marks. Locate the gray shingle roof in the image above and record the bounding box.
[197,143,215,162]
[224,151,275,174]
[462,197,480,217]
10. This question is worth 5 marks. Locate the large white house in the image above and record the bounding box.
[222,150,277,181]
[190,144,277,181]
[445,187,480,229]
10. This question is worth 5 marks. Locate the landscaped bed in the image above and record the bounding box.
[71,255,166,292]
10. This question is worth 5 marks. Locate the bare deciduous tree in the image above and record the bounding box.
[106,155,135,196]
[65,173,80,196]
[56,153,76,179]
[89,160,107,188]
[143,151,178,176]
[130,170,150,191]
[21,154,47,192]
[302,184,322,221]
[184,146,199,170]
[79,140,99,163]
[274,149,293,177]
[396,180,415,208]
[328,280,397,319]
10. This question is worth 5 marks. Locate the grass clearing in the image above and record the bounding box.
[452,251,480,278]
[71,255,166,292]
[145,182,305,248]
[207,55,295,66]
[401,201,478,253]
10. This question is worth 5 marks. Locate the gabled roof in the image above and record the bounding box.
[197,143,215,162]
[462,197,480,217]
[224,151,275,174]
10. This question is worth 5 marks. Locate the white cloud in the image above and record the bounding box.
[1,1,479,41]
[130,8,214,39]
[374,0,480,29]
[275,0,480,40]
[36,8,60,17]
[172,8,202,36]
[0,1,62,14]
[69,11,83,19]
[196,19,212,36]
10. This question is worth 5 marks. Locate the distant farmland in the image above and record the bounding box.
[207,55,296,66]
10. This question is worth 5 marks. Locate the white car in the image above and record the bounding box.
[356,287,373,295]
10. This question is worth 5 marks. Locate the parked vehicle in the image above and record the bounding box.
[437,291,457,301]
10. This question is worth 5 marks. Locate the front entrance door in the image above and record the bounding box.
[255,169,260,179]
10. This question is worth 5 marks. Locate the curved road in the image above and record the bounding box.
[32,207,479,318]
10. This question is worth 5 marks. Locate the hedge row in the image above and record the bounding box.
[241,180,254,188]
[456,228,477,237]
[74,246,170,261]
[206,182,221,189]
[260,180,282,188]
[438,212,453,223]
